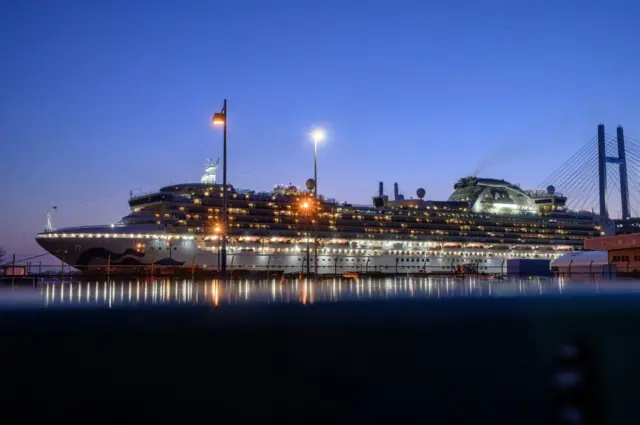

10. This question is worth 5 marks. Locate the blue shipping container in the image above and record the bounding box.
[506,259,551,276]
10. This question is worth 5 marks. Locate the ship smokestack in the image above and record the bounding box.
[379,182,384,197]
[394,182,399,201]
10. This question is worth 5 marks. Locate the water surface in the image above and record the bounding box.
[1,275,634,308]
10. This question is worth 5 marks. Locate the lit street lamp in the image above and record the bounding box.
[212,99,228,278]
[300,201,311,275]
[214,225,222,273]
[310,129,325,276]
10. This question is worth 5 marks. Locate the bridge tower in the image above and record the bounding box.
[598,124,631,219]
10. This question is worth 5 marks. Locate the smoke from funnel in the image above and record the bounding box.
[472,144,522,177]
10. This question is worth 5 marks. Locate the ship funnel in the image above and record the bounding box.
[379,182,384,197]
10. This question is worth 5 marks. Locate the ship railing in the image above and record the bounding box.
[39,225,118,233]
[129,180,207,198]
[130,190,159,199]
[527,190,565,198]
[16,258,583,280]
[21,262,513,277]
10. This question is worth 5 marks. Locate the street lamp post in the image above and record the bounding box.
[311,129,325,276]
[212,99,228,279]
[214,225,222,273]
[300,201,311,276]
[306,230,311,276]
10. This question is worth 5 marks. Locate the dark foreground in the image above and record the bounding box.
[0,279,637,424]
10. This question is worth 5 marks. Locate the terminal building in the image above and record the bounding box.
[551,232,640,277]
[583,233,640,275]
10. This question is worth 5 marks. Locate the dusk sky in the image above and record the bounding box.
[2,0,640,259]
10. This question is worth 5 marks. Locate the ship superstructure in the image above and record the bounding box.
[35,163,601,275]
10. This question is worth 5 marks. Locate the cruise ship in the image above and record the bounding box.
[35,160,602,275]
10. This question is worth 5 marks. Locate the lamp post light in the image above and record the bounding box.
[301,201,311,276]
[310,129,325,276]
[214,225,222,273]
[212,99,228,279]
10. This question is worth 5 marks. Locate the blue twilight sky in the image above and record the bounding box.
[1,0,640,258]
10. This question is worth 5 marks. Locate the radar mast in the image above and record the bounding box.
[201,158,220,185]
[45,205,57,232]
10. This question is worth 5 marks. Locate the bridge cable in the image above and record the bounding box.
[554,144,599,206]
[566,153,599,210]
[546,139,597,195]
[538,137,596,189]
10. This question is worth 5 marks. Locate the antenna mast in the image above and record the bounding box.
[201,158,220,185]
[45,204,57,232]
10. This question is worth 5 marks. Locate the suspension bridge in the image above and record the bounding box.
[539,124,640,228]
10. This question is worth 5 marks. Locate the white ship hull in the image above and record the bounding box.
[36,225,565,275]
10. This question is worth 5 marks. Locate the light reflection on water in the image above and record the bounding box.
[28,275,631,307]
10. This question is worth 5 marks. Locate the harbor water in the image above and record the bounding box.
[2,275,636,308]
[4,275,640,425]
